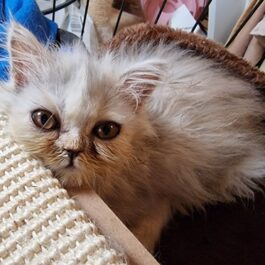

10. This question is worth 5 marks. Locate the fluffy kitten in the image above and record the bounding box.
[1,22,265,252]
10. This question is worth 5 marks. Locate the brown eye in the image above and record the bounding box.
[93,121,121,140]
[31,109,59,131]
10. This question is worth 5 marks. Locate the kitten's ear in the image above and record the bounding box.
[120,59,164,107]
[7,21,46,87]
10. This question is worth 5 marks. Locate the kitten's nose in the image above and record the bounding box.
[66,149,80,161]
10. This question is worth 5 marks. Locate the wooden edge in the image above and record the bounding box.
[68,189,160,265]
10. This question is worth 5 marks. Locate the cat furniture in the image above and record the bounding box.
[0,112,126,264]
[0,113,158,265]
[1,19,265,265]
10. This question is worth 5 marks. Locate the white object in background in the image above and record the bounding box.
[251,15,265,44]
[208,0,252,44]
[37,0,84,36]
[80,14,99,53]
[169,4,205,35]
[58,2,99,52]
[60,2,83,36]
[36,0,67,27]
[37,0,99,52]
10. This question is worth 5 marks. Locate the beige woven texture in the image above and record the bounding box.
[0,114,127,265]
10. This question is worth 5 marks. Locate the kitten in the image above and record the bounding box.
[1,21,265,252]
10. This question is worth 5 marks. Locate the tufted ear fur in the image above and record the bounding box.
[119,59,164,107]
[7,21,47,87]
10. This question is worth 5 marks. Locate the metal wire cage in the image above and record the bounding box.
[42,0,78,15]
[40,0,213,41]
[39,0,89,38]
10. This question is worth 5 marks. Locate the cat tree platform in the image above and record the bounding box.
[0,113,158,265]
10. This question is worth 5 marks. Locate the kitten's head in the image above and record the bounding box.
[1,21,162,189]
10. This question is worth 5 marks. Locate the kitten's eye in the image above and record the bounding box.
[93,121,121,140]
[31,109,59,131]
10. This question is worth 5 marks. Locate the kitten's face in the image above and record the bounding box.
[8,62,142,187]
[1,22,160,189]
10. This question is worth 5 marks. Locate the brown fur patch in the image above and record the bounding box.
[106,24,265,88]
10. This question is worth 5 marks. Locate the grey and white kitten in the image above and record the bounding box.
[1,22,265,252]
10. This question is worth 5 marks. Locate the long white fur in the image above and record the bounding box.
[1,21,265,251]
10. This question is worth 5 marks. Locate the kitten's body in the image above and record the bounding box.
[1,23,265,251]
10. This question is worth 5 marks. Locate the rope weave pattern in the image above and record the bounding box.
[0,114,127,265]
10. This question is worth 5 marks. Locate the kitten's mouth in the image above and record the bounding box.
[65,160,78,169]
[66,164,75,169]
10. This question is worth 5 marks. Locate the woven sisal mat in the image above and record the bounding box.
[0,113,127,265]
